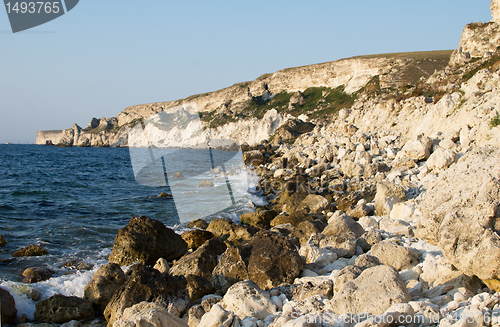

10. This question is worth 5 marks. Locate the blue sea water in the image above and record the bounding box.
[0,144,257,287]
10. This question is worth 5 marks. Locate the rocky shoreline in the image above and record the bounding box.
[3,128,500,326]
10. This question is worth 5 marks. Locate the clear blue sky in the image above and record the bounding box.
[0,0,493,143]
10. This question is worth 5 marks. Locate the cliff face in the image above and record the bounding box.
[36,1,500,148]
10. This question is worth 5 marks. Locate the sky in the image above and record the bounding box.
[0,0,493,143]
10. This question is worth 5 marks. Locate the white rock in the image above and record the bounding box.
[426,148,456,171]
[221,280,277,320]
[358,216,379,230]
[114,301,189,327]
[390,203,416,223]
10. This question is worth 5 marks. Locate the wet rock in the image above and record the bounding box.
[374,181,407,216]
[213,231,303,292]
[10,284,41,301]
[84,263,127,312]
[417,147,500,290]
[181,230,214,250]
[35,295,94,324]
[207,218,257,244]
[0,235,6,246]
[0,287,17,324]
[239,210,278,229]
[243,150,265,166]
[158,192,173,198]
[370,240,418,271]
[108,216,187,266]
[61,260,92,271]
[187,219,209,230]
[197,180,214,188]
[104,264,189,326]
[330,265,411,315]
[169,238,227,280]
[220,280,277,320]
[185,274,216,302]
[172,171,184,178]
[22,267,55,283]
[13,244,48,257]
[114,301,188,327]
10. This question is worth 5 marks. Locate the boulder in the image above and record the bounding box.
[108,216,187,266]
[374,182,407,216]
[206,218,257,244]
[316,234,357,258]
[187,219,209,230]
[181,230,214,250]
[416,147,500,291]
[397,135,432,161]
[84,263,127,312]
[270,210,314,228]
[323,212,365,239]
[220,280,277,320]
[426,148,456,171]
[198,304,234,327]
[114,301,188,327]
[22,267,55,283]
[292,279,333,301]
[0,287,17,324]
[356,228,383,252]
[330,265,411,315]
[370,240,418,271]
[104,264,189,326]
[12,244,47,257]
[341,161,364,178]
[197,180,214,188]
[213,231,303,292]
[243,150,265,166]
[153,258,170,273]
[185,275,215,302]
[297,194,330,213]
[184,296,222,327]
[291,220,326,246]
[239,210,278,229]
[35,295,94,324]
[169,238,227,280]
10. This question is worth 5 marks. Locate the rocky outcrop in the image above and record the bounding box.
[108,216,187,266]
[417,147,500,290]
[84,263,127,312]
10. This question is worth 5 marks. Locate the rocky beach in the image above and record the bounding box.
[4,1,500,326]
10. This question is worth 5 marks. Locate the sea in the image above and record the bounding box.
[0,144,262,320]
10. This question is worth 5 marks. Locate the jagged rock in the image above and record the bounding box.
[417,147,500,291]
[185,275,216,302]
[291,220,326,245]
[153,258,170,273]
[187,219,209,230]
[184,296,222,327]
[108,216,187,266]
[13,244,48,257]
[270,210,314,228]
[197,180,214,188]
[206,218,257,244]
[370,240,419,271]
[374,181,407,216]
[239,210,278,229]
[84,263,127,312]
[333,255,381,293]
[181,230,214,250]
[243,150,265,166]
[493,0,500,23]
[342,161,364,178]
[323,212,365,239]
[426,147,456,171]
[35,295,94,324]
[390,203,415,223]
[158,192,172,198]
[379,217,414,237]
[220,280,277,320]
[198,304,234,327]
[61,260,92,271]
[0,287,17,324]
[297,194,330,213]
[274,181,310,213]
[213,231,303,292]
[330,265,411,315]
[169,238,227,280]
[104,264,189,326]
[114,301,188,327]
[22,267,54,283]
[356,228,383,252]
[315,233,358,258]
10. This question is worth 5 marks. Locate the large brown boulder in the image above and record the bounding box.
[12,244,47,257]
[0,287,17,324]
[181,230,214,250]
[108,216,187,266]
[35,294,94,324]
[84,263,127,312]
[417,147,500,291]
[213,230,303,292]
[239,210,278,229]
[206,218,257,244]
[104,264,189,326]
[169,238,227,280]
